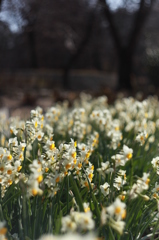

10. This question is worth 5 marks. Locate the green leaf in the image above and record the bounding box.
[69,174,84,212]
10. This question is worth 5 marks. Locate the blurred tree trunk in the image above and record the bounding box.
[99,0,155,90]
[63,9,96,90]
[118,47,132,89]
[22,0,38,69]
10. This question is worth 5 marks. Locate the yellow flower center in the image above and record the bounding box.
[84,181,89,187]
[88,173,93,181]
[86,151,90,159]
[153,193,158,198]
[22,147,25,151]
[0,227,7,235]
[32,189,38,196]
[140,136,144,141]
[115,206,121,214]
[84,219,89,224]
[37,175,43,183]
[7,154,12,161]
[146,178,150,185]
[121,195,125,201]
[66,163,71,170]
[19,153,24,161]
[126,153,132,160]
[17,166,22,172]
[34,121,38,128]
[7,170,12,175]
[10,128,13,134]
[56,176,60,183]
[91,165,94,171]
[50,143,55,150]
[84,207,90,213]
[71,152,76,159]
[0,167,4,172]
[8,179,13,185]
[38,135,42,140]
[78,163,82,168]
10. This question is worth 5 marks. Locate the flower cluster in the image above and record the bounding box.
[0,137,26,197]
[0,93,159,239]
[61,209,95,233]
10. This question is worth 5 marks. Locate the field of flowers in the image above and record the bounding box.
[0,92,159,240]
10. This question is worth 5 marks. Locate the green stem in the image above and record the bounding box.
[32,196,37,240]
[109,226,116,240]
[48,202,52,233]
[130,158,133,187]
[67,176,69,214]
[22,195,27,237]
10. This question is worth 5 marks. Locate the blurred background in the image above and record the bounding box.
[0,0,159,116]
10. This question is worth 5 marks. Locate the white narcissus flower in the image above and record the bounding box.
[83,202,90,213]
[36,131,44,141]
[8,137,18,147]
[151,156,159,174]
[27,179,43,197]
[109,218,125,235]
[100,182,110,196]
[97,161,114,176]
[111,154,125,166]
[123,145,133,160]
[136,131,148,145]
[113,176,126,191]
[61,215,77,232]
[10,125,18,135]
[61,211,95,233]
[72,211,95,231]
[137,172,150,190]
[106,198,126,221]
[129,172,150,199]
[152,182,159,199]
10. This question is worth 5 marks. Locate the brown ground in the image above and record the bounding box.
[0,69,158,118]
